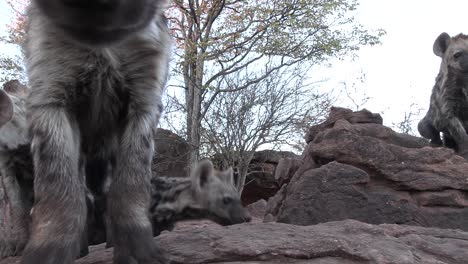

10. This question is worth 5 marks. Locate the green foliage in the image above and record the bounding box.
[0,55,25,84]
[192,0,385,66]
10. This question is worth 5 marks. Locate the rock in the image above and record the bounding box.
[269,107,468,230]
[3,220,468,264]
[241,162,278,205]
[274,157,303,186]
[152,128,191,178]
[241,150,300,205]
[251,150,298,164]
[305,107,383,143]
[245,199,267,220]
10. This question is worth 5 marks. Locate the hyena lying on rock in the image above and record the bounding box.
[149,159,251,236]
[23,0,171,263]
[418,32,468,159]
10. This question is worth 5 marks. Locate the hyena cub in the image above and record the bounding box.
[418,32,468,159]
[23,0,171,263]
[149,160,251,236]
[0,89,33,258]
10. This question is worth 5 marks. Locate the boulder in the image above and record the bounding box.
[3,220,468,264]
[152,128,191,178]
[241,150,299,205]
[305,106,383,144]
[268,107,468,231]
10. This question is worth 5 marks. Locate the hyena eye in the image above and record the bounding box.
[454,51,463,59]
[222,197,233,205]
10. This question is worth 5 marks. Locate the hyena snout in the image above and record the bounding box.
[223,201,251,225]
[34,0,159,45]
[61,0,120,11]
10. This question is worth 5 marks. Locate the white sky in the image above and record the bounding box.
[1,0,468,133]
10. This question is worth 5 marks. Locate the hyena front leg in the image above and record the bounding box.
[108,114,165,264]
[21,108,86,264]
[443,117,468,158]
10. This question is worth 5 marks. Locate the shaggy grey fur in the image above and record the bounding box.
[418,32,468,159]
[22,0,171,263]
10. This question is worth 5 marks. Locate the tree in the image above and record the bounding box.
[201,66,332,192]
[3,0,385,173]
[392,102,423,136]
[0,0,27,84]
[168,0,385,169]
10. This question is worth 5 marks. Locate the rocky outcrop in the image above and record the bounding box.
[241,150,299,205]
[3,220,468,264]
[267,107,468,231]
[152,128,191,178]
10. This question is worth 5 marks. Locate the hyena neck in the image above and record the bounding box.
[444,69,468,91]
[150,177,207,223]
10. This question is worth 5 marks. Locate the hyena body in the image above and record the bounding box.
[0,89,33,258]
[418,32,468,158]
[0,89,250,257]
[23,0,171,263]
[149,160,251,236]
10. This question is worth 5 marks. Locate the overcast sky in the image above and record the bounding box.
[1,0,467,133]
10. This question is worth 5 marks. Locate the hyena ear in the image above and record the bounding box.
[433,32,451,57]
[0,89,13,128]
[191,159,214,192]
[219,167,235,186]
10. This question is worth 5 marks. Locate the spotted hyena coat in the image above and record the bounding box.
[149,160,251,236]
[22,0,171,263]
[418,32,468,159]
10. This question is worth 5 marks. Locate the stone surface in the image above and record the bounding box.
[241,150,299,205]
[246,199,267,219]
[3,220,468,264]
[274,157,303,186]
[305,107,383,144]
[152,128,191,178]
[269,108,468,230]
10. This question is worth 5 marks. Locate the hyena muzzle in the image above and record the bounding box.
[22,0,171,263]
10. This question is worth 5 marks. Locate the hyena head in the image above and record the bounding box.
[31,0,168,45]
[0,89,28,151]
[191,160,251,225]
[434,32,468,73]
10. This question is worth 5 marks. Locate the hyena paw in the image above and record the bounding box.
[113,226,167,264]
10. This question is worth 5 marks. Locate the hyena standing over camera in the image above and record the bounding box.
[23,0,171,263]
[418,32,468,159]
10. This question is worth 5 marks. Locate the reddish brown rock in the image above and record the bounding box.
[3,220,468,264]
[305,107,383,143]
[269,108,468,230]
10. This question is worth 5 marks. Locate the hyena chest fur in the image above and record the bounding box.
[71,51,130,154]
[434,74,468,124]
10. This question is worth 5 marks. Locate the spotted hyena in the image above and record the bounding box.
[0,88,32,259]
[23,0,171,263]
[149,159,251,236]
[0,88,250,258]
[418,32,468,159]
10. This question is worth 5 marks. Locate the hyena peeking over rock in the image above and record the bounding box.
[23,0,171,263]
[418,32,468,159]
[149,160,251,236]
